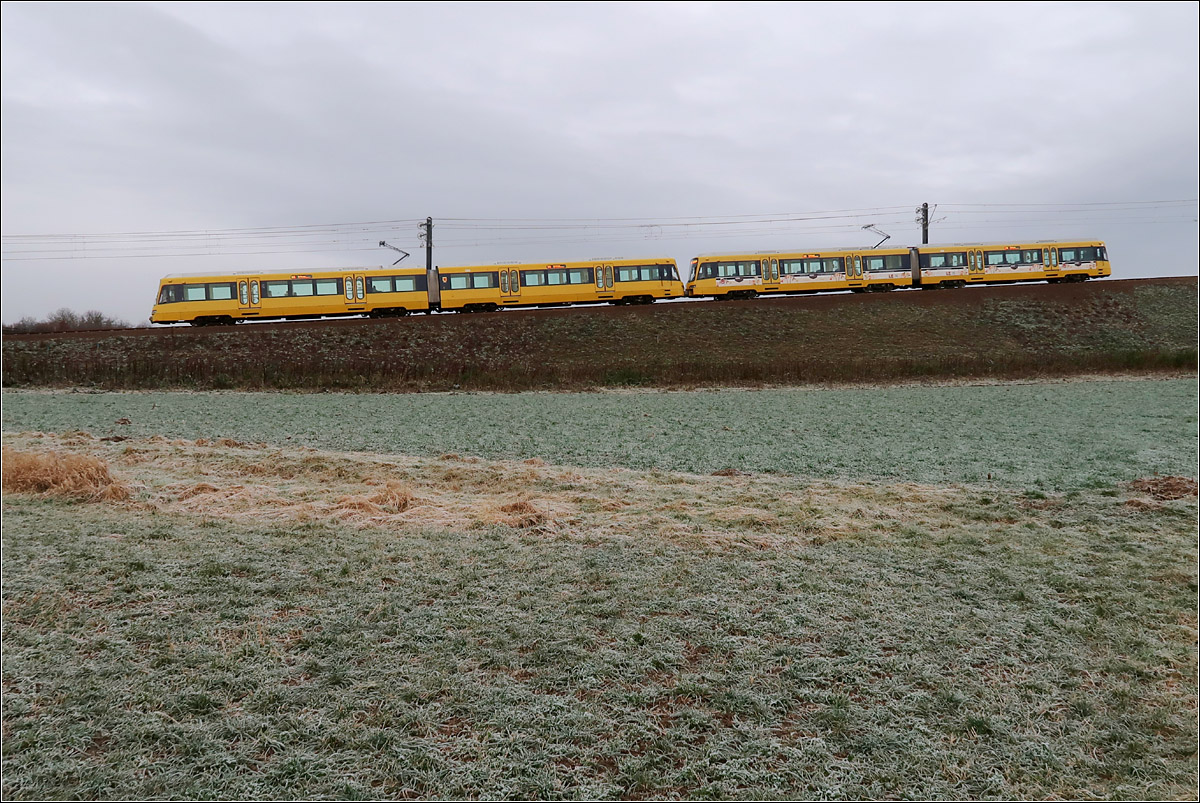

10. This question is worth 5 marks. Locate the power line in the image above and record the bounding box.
[937,199,1197,208]
[0,217,426,240]
[2,201,1194,262]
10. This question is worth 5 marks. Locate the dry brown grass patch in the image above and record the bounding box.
[1125,499,1158,512]
[498,500,547,528]
[1129,476,1198,501]
[368,481,414,513]
[335,496,384,515]
[469,498,550,529]
[2,446,130,501]
[176,482,221,500]
[2,431,995,546]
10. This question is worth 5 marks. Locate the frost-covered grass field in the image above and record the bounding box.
[2,378,1197,799]
[2,378,1196,490]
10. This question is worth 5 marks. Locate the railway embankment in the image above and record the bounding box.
[3,277,1196,391]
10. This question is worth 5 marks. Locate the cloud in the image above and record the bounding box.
[2,1,1196,323]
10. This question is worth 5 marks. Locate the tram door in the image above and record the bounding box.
[762,258,779,293]
[846,253,865,289]
[969,249,985,281]
[344,273,366,311]
[500,268,521,305]
[1043,246,1060,280]
[597,264,614,299]
[238,278,261,316]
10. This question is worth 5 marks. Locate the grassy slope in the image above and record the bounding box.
[2,279,1197,390]
[2,425,1197,799]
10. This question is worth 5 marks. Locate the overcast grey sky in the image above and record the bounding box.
[2,1,1197,324]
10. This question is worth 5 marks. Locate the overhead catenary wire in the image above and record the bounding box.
[0,207,925,260]
[2,200,1195,262]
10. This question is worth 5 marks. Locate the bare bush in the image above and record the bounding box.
[3,308,133,334]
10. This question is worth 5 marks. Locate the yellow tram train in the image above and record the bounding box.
[684,240,1110,299]
[150,258,683,325]
[150,240,1109,325]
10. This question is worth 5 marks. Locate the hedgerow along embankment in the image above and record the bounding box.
[3,277,1195,390]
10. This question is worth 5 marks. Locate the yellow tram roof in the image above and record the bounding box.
[159,265,424,280]
[440,256,677,270]
[693,239,1106,259]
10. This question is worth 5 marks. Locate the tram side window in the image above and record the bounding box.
[646,265,672,281]
[921,252,967,269]
[781,259,833,275]
[1021,250,1042,264]
[316,279,342,296]
[208,283,235,301]
[723,261,760,278]
[540,269,590,285]
[696,260,758,279]
[1061,247,1105,262]
[291,280,315,297]
[618,266,657,282]
[985,251,1023,266]
[159,284,239,303]
[865,254,909,272]
[263,281,291,298]
[371,275,426,293]
[446,275,470,290]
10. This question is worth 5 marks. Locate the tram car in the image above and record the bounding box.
[150,258,683,325]
[150,266,431,325]
[684,240,1109,299]
[434,257,682,312]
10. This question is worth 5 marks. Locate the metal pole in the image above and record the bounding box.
[424,217,433,271]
